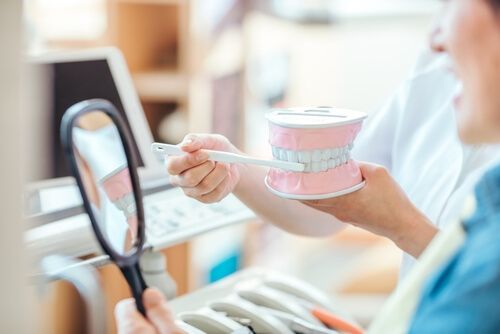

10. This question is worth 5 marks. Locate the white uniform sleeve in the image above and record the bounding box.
[351,84,407,172]
[352,47,438,172]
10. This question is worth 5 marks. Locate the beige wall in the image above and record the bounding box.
[244,12,436,155]
[0,1,34,332]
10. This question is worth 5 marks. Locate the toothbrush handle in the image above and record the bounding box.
[152,143,184,156]
[207,151,304,172]
[152,143,304,172]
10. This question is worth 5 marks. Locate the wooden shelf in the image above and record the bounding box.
[133,69,187,102]
[111,1,180,72]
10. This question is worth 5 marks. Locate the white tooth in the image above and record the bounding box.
[303,164,311,173]
[341,154,348,164]
[272,146,279,158]
[348,143,354,150]
[321,160,328,171]
[298,151,312,163]
[321,149,331,161]
[279,149,287,161]
[312,149,322,162]
[312,161,321,173]
[331,147,339,158]
[336,157,342,166]
[305,151,312,162]
[328,159,335,169]
[287,150,298,162]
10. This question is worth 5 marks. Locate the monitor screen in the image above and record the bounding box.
[30,58,144,183]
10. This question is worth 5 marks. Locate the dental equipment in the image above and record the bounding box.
[259,307,339,334]
[236,275,364,333]
[266,106,367,199]
[179,307,253,333]
[174,320,207,334]
[236,282,322,325]
[261,275,362,330]
[209,294,294,334]
[282,295,364,334]
[310,305,364,334]
[41,255,106,334]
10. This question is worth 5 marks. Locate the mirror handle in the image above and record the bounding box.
[122,264,148,316]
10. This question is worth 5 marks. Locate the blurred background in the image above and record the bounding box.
[5,0,442,332]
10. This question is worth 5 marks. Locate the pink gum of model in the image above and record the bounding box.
[101,167,138,238]
[267,123,363,196]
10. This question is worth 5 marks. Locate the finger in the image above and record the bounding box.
[179,133,224,153]
[143,288,181,334]
[357,161,385,180]
[198,176,230,203]
[166,150,210,176]
[301,201,332,214]
[184,162,229,196]
[356,161,374,170]
[170,161,216,188]
[300,199,336,208]
[301,199,321,206]
[115,298,154,334]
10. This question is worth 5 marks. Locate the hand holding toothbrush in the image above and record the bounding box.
[165,134,244,204]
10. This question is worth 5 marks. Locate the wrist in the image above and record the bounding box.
[393,213,438,258]
[233,163,250,195]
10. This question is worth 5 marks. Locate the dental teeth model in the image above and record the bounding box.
[265,106,367,200]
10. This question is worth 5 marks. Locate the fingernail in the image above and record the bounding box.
[181,137,194,147]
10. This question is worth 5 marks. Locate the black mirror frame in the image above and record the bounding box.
[61,99,147,314]
[61,98,145,264]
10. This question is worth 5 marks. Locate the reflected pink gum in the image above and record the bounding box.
[267,123,363,196]
[101,167,137,235]
[101,168,133,202]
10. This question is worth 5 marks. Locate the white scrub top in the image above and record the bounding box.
[352,50,500,277]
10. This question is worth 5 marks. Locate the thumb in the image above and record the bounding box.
[357,161,379,179]
[357,161,390,186]
[115,298,154,334]
[179,134,225,153]
[143,288,180,334]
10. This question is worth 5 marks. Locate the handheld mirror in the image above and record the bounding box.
[61,99,147,314]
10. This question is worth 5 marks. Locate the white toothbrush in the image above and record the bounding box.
[151,142,305,172]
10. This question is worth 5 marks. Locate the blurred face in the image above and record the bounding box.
[431,0,500,144]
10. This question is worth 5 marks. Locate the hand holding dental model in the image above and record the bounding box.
[164,107,438,257]
[302,163,438,257]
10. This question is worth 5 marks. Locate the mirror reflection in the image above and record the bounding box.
[72,111,138,255]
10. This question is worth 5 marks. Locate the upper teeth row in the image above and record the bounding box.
[272,144,353,163]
